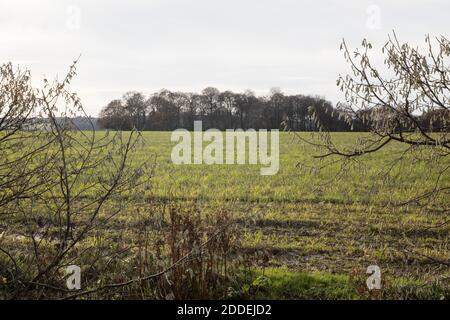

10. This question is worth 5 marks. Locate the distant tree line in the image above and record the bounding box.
[97,87,446,132]
[97,88,348,131]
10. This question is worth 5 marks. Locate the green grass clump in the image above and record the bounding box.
[237,267,358,300]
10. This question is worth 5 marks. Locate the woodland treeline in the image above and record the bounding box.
[97,87,446,132]
[97,88,352,131]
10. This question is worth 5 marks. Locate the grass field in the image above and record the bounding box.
[138,131,448,205]
[122,132,449,298]
[2,131,449,299]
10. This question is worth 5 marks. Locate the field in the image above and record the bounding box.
[123,132,450,298]
[1,131,449,299]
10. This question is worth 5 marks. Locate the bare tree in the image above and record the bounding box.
[123,91,148,131]
[201,87,220,128]
[0,61,152,299]
[97,99,124,130]
[303,32,449,205]
[0,62,47,211]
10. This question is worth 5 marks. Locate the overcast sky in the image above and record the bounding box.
[1,0,449,116]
